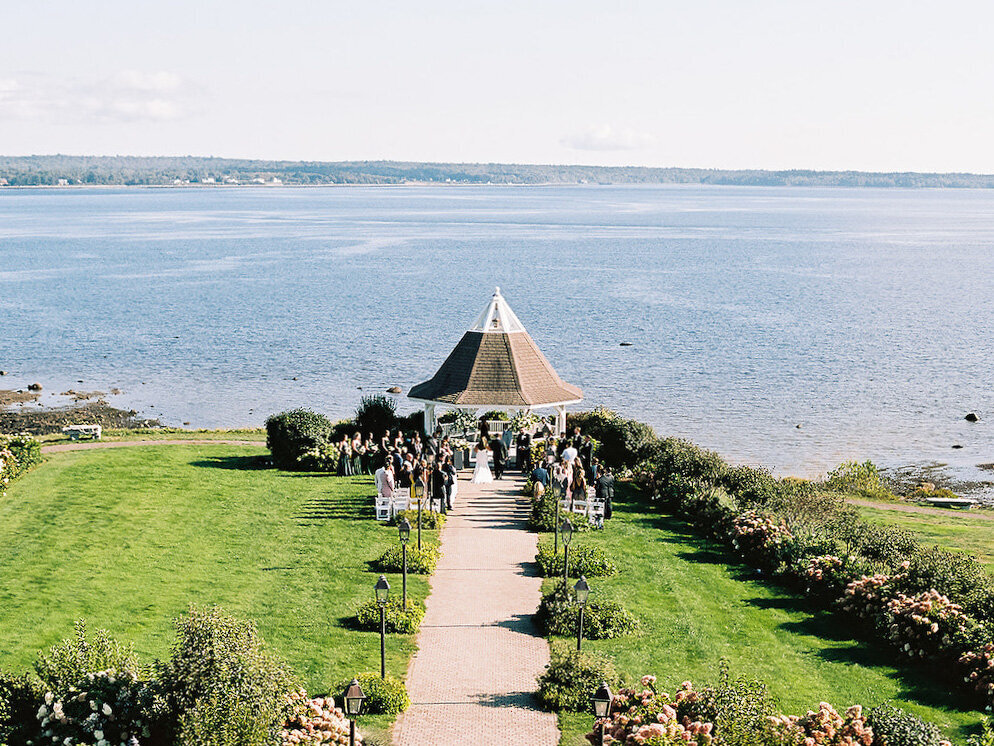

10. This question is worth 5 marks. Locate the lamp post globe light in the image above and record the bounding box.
[560,518,574,584]
[374,575,390,679]
[573,575,590,651]
[341,678,366,746]
[398,517,411,610]
[590,681,613,746]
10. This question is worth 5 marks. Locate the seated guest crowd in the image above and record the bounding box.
[527,425,614,522]
[364,428,459,513]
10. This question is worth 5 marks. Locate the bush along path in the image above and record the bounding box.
[391,474,559,746]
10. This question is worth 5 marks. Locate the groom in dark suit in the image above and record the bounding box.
[490,435,507,479]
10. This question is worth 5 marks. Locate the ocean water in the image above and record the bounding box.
[1,184,993,488]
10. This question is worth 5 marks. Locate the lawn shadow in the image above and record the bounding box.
[190,455,272,470]
[295,495,375,521]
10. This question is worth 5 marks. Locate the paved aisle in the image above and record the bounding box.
[392,474,560,746]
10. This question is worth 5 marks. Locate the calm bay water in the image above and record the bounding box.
[1,184,993,486]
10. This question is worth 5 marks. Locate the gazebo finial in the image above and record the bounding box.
[494,286,501,296]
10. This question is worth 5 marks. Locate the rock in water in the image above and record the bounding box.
[965,412,980,422]
[619,342,633,347]
[952,444,964,449]
[387,386,402,394]
[27,382,42,391]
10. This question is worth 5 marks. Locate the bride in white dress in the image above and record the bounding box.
[471,439,493,484]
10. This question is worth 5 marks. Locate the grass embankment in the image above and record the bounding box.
[545,488,986,745]
[0,444,424,740]
[856,503,994,572]
[35,427,267,444]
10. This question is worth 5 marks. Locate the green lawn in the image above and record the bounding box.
[544,490,986,745]
[0,444,425,741]
[856,504,994,572]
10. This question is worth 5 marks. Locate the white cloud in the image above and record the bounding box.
[561,125,656,152]
[0,71,194,123]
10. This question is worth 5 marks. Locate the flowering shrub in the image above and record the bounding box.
[333,673,409,716]
[0,670,42,745]
[840,569,907,626]
[281,696,360,745]
[959,643,994,704]
[867,704,949,746]
[297,442,341,472]
[389,509,446,530]
[766,702,875,746]
[883,590,974,662]
[37,669,153,746]
[353,599,425,634]
[0,435,41,499]
[373,544,439,574]
[587,678,715,746]
[35,621,143,693]
[729,511,794,569]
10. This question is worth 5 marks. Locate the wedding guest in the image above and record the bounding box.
[569,467,588,512]
[579,436,593,474]
[397,453,414,489]
[351,432,364,475]
[571,426,583,450]
[430,460,448,514]
[442,455,457,509]
[516,428,532,472]
[531,461,550,489]
[375,459,394,498]
[380,429,392,455]
[337,435,353,476]
[562,439,578,463]
[595,465,615,519]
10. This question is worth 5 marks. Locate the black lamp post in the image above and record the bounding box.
[341,678,366,746]
[552,481,560,556]
[560,518,574,585]
[374,575,390,679]
[398,518,411,610]
[573,575,590,651]
[590,681,613,746]
[413,482,424,550]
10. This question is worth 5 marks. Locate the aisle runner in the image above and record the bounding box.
[391,475,560,746]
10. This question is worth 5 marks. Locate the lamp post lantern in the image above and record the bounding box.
[560,518,574,585]
[341,678,366,746]
[573,575,590,651]
[590,681,613,746]
[398,518,411,610]
[374,575,390,679]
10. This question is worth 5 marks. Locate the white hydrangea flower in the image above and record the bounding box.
[102,703,113,716]
[94,730,104,741]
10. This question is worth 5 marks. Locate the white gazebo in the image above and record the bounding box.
[408,287,583,435]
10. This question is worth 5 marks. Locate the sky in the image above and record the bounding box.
[1,1,993,172]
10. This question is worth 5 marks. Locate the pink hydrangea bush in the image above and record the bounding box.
[729,511,794,568]
[959,642,994,705]
[586,678,714,746]
[883,590,972,661]
[281,696,361,746]
[766,702,874,746]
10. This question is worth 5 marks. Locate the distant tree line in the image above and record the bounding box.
[1,154,993,188]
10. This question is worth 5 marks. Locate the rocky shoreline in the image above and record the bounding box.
[0,394,160,434]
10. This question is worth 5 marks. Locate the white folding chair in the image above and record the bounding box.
[392,495,411,515]
[375,494,392,521]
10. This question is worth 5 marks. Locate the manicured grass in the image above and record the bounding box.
[856,504,994,572]
[542,489,986,745]
[36,427,267,443]
[0,444,426,741]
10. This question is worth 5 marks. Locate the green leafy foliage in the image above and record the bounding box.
[373,544,440,575]
[676,662,779,746]
[536,643,620,712]
[566,407,658,469]
[34,619,143,691]
[264,409,334,470]
[157,605,301,746]
[354,395,398,435]
[867,704,946,746]
[333,673,410,716]
[390,509,446,530]
[536,583,639,640]
[353,599,425,635]
[536,540,617,578]
[0,671,42,746]
[826,460,895,501]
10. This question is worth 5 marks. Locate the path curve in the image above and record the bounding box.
[392,474,559,746]
[849,498,994,521]
[41,439,263,453]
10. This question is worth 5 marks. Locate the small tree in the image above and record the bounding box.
[354,395,398,434]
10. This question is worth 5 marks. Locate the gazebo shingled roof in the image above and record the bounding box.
[408,288,582,431]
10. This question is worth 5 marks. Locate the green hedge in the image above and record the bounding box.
[390,509,446,530]
[536,540,617,578]
[334,672,410,716]
[353,598,425,634]
[866,704,946,746]
[373,544,440,574]
[264,409,334,471]
[535,584,639,640]
[536,643,620,712]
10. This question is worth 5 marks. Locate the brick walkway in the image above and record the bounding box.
[391,473,560,746]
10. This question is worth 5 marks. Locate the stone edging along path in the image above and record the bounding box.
[392,473,559,746]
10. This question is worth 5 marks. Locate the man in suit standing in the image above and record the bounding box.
[595,465,615,520]
[516,428,532,472]
[490,435,507,479]
[430,460,448,514]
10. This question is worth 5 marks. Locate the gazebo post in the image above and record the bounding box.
[556,404,567,436]
[423,402,436,435]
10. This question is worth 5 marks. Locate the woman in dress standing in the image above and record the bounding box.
[471,439,493,484]
[337,435,353,477]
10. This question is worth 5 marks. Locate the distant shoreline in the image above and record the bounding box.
[3,155,994,189]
